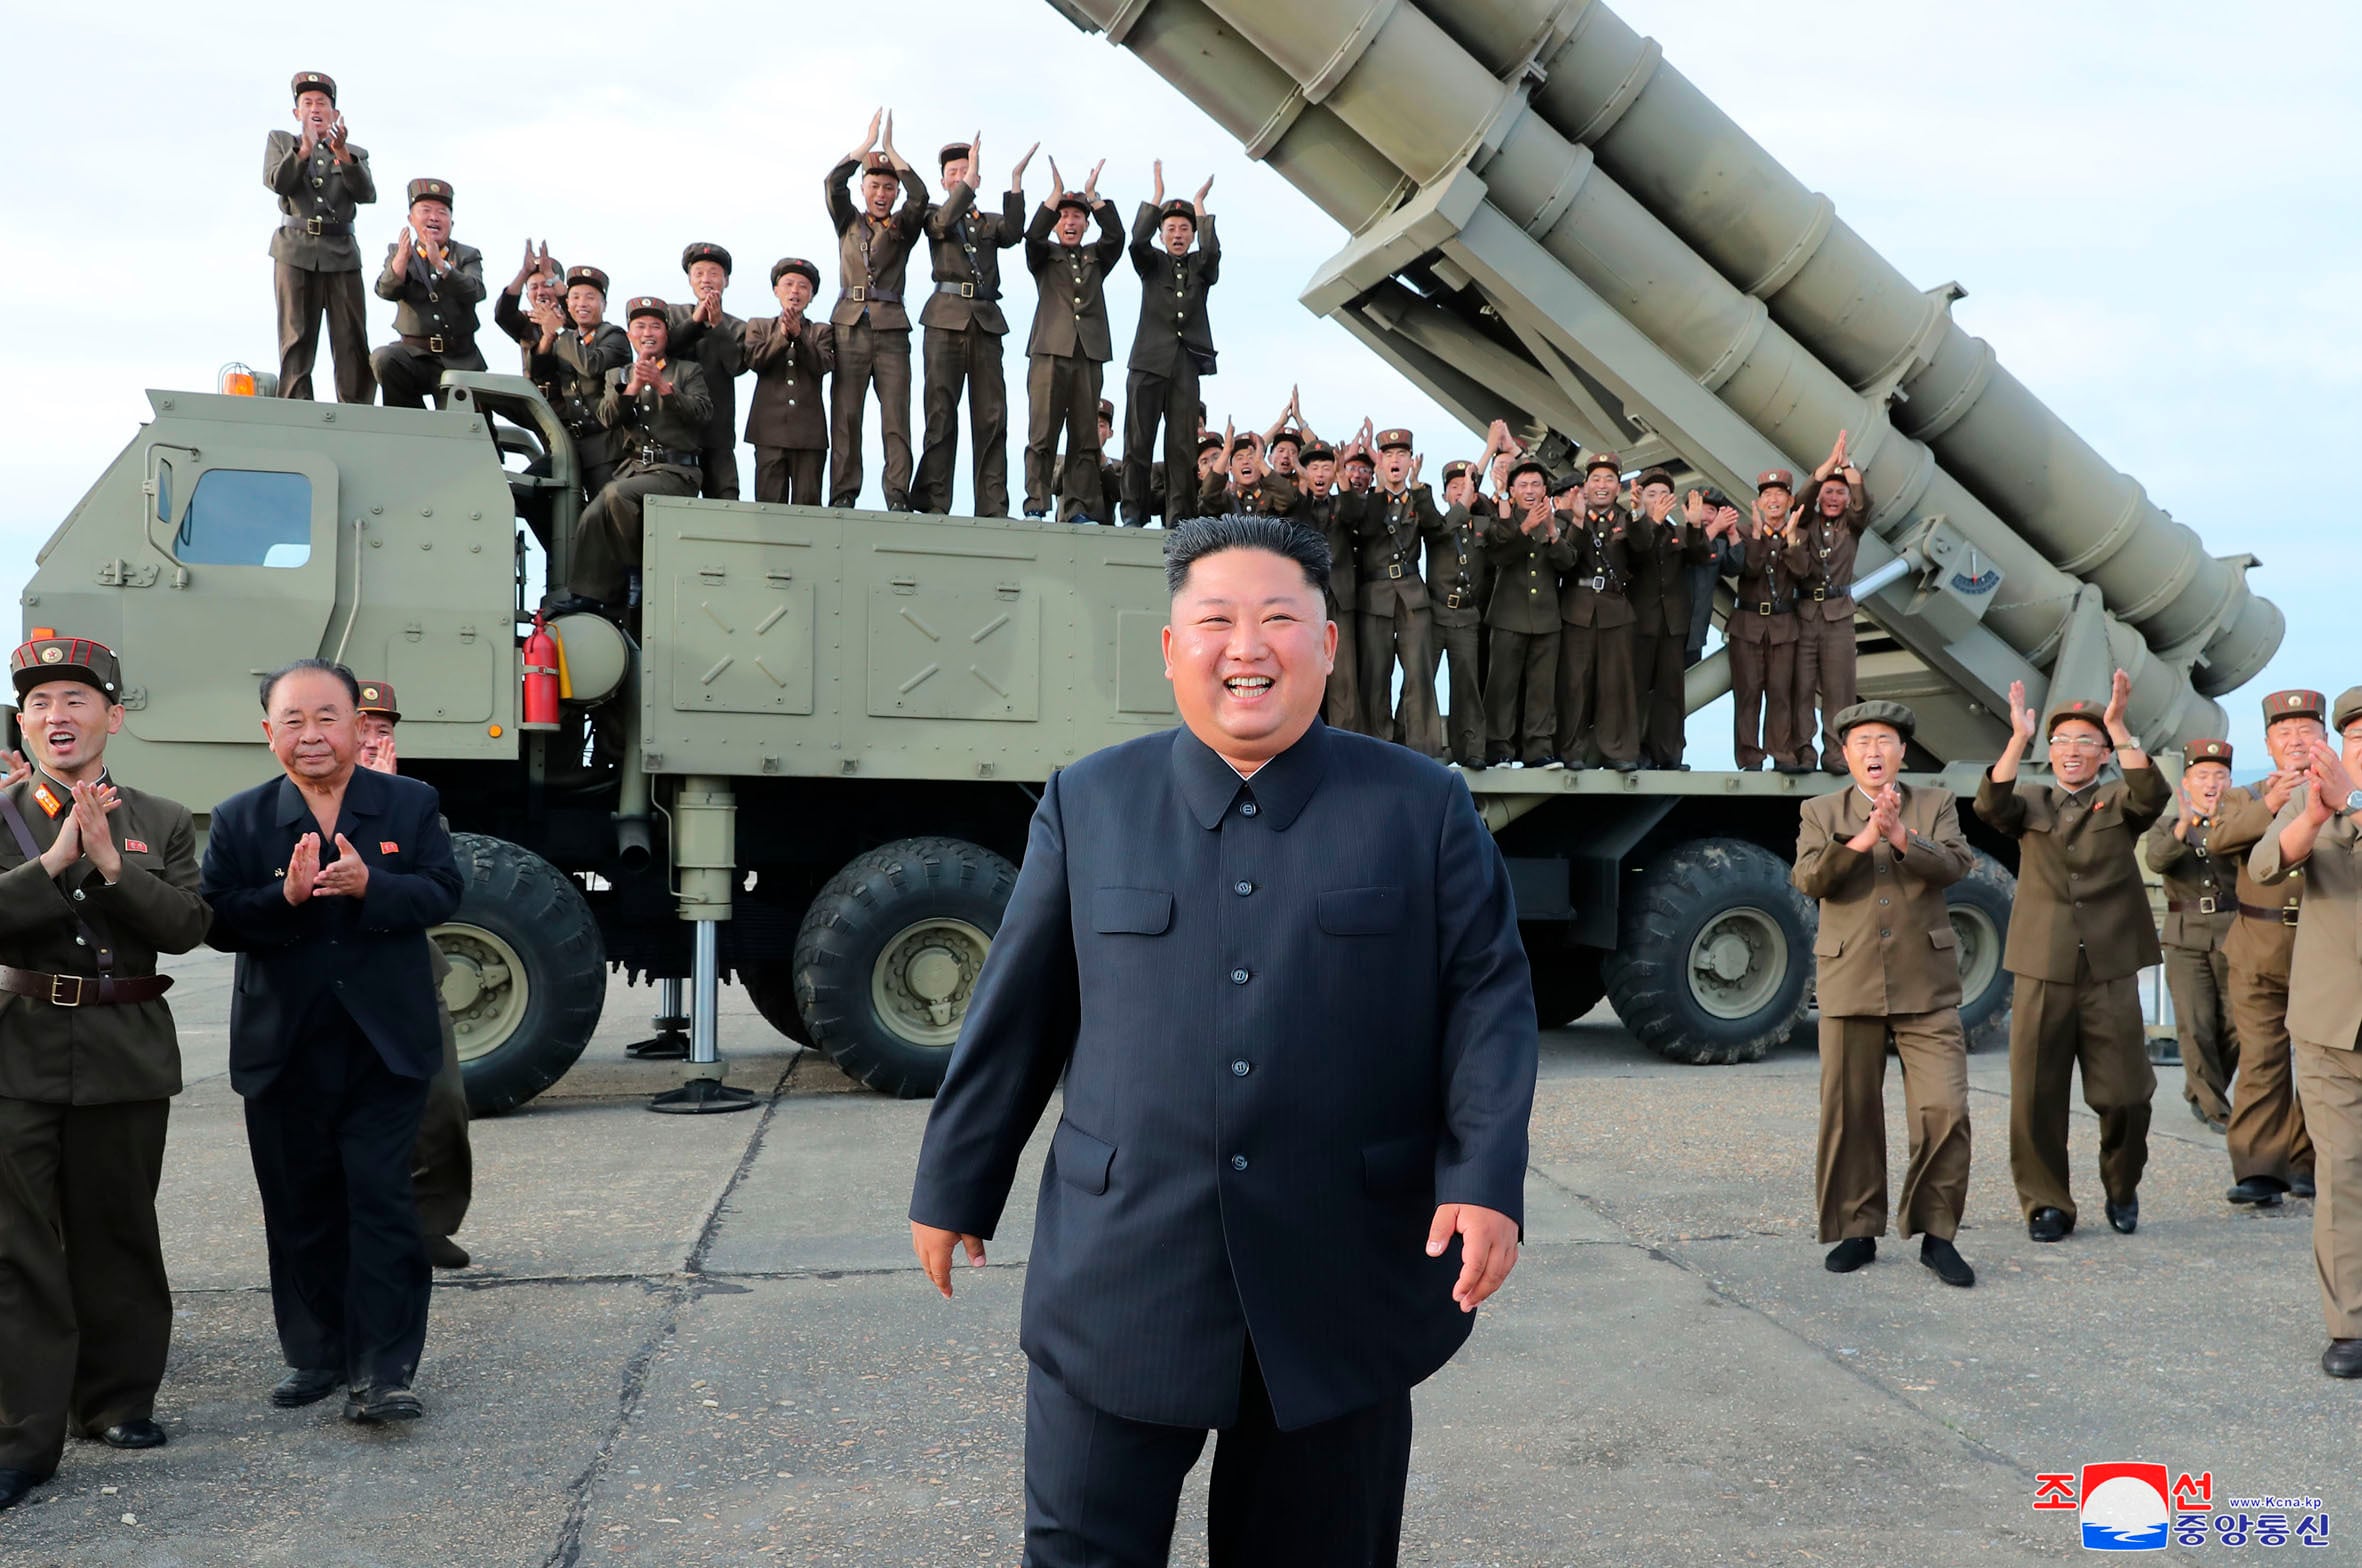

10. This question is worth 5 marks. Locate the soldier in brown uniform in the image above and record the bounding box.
[353,682,471,1271]
[741,259,834,506]
[667,244,749,501]
[493,241,564,376]
[1021,172,1124,524]
[2143,739,2239,1131]
[0,637,210,1510]
[1555,455,1641,771]
[371,178,486,409]
[2215,689,2326,1206]
[1626,467,1711,769]
[1430,442,1507,768]
[547,298,714,614]
[824,112,930,510]
[1122,164,1218,527]
[1785,431,1868,773]
[1484,457,1572,769]
[500,259,629,509]
[266,71,376,403]
[1718,471,1805,772]
[2252,686,2362,1378]
[1199,425,1298,517]
[913,136,1028,517]
[1976,673,2168,1241]
[1355,429,1451,749]
[1792,700,1977,1286]
[1295,443,1361,730]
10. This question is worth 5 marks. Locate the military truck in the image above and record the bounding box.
[18,0,2279,1113]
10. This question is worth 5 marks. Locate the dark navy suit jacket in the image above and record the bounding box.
[200,766,462,1096]
[909,720,1538,1431]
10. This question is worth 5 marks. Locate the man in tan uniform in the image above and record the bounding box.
[914,136,1028,517]
[0,637,211,1509]
[1976,672,2167,1241]
[824,112,930,510]
[1626,468,1710,770]
[1785,430,1867,773]
[265,71,376,403]
[1713,477,1803,772]
[1793,701,1977,1286]
[2143,738,2239,1131]
[1020,174,1123,524]
[2252,685,2362,1377]
[370,178,486,409]
[1482,457,1570,769]
[742,258,834,506]
[1554,456,1640,771]
[1296,444,1362,731]
[1356,430,1452,750]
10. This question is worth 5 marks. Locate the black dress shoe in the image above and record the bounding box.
[1774,763,1814,776]
[344,1384,424,1424]
[1611,759,1643,773]
[425,1234,472,1270]
[2028,1207,2071,1243]
[0,1467,45,1510]
[1920,1236,1976,1287]
[1824,1236,1876,1273]
[2106,1196,2139,1234]
[2227,1176,2288,1206]
[101,1419,166,1449]
[2293,1172,2318,1200]
[271,1368,345,1408]
[2324,1339,2362,1378]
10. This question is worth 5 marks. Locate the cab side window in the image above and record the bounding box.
[176,469,312,568]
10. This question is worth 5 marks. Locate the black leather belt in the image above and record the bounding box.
[636,445,703,468]
[1750,599,1792,616]
[935,282,999,301]
[1445,590,1470,610]
[1806,585,1828,601]
[2237,901,2300,926]
[0,967,173,1007]
[401,332,470,355]
[287,218,353,237]
[2168,897,2222,915]
[1386,562,1406,579]
[842,286,902,304]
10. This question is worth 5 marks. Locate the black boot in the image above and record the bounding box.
[1823,1236,1876,1273]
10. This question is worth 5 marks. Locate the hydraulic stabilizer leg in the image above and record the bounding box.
[650,777,756,1115]
[626,977,692,1060]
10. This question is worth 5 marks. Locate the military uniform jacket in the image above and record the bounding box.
[664,306,749,454]
[1198,470,1298,518]
[1557,505,1635,629]
[740,315,835,449]
[2143,805,2236,953]
[1125,207,1220,376]
[921,183,1025,335]
[264,129,375,272]
[537,322,631,452]
[1793,783,1974,1017]
[598,360,714,474]
[1425,505,1494,628]
[0,776,210,1105]
[1304,492,1360,621]
[1783,478,1868,623]
[2210,784,2303,978]
[374,240,486,352]
[1976,764,2169,981]
[1484,508,1573,634]
[826,160,931,331]
[1356,486,1452,616]
[907,721,1537,1431]
[2254,786,2362,1051]
[1626,513,1713,636]
[1718,527,1798,646]
[1023,204,1127,362]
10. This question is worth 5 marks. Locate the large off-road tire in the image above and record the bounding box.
[740,956,812,1046]
[793,837,1018,1097]
[435,834,606,1115]
[1604,838,1814,1065]
[1527,941,1608,1029]
[1946,848,2016,1053]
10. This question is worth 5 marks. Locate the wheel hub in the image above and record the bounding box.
[432,924,528,1064]
[1684,906,1789,1021]
[871,918,992,1047]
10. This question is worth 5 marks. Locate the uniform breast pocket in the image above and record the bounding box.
[1091,887,1172,937]
[1317,885,1403,937]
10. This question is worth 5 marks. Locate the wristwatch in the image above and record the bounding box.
[2343,789,2362,816]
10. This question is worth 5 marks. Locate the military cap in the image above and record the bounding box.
[625,295,669,323]
[1375,428,1413,452]
[1299,444,1336,465]
[861,156,898,178]
[1702,488,1736,511]
[290,71,337,103]
[1341,447,1374,467]
[565,265,609,295]
[1441,459,1472,480]
[769,256,819,288]
[1197,432,1226,454]
[1548,469,1582,496]
[2186,737,2233,766]
[2262,688,2327,725]
[2334,686,2362,735]
[1832,699,1915,744]
[10,635,122,701]
[1584,450,1622,475]
[1054,191,1092,213]
[355,679,401,722]
[1269,428,1304,453]
[1095,398,1115,421]
[938,141,973,166]
[1156,199,1198,230]
[2044,698,2109,737]
[406,177,454,207]
[680,242,732,277]
[1635,466,1676,491]
[1507,457,1551,487]
[1756,467,1795,492]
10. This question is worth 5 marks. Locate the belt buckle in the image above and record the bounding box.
[304,215,324,236]
[1756,601,1771,616]
[960,282,975,299]
[1447,591,1465,610]
[849,285,868,302]
[1588,575,1606,592]
[2284,907,2301,927]
[428,334,445,354]
[1810,586,1827,600]
[49,974,86,1008]
[2198,896,2217,915]
[1387,563,1403,580]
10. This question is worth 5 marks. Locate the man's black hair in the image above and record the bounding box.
[258,658,362,711]
[1162,514,1331,599]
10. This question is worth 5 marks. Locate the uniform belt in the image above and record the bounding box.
[2236,901,2301,926]
[635,445,703,468]
[1386,562,1405,579]
[842,285,902,304]
[1750,599,1792,616]
[1806,585,1828,601]
[401,332,470,355]
[0,967,173,1008]
[1445,590,1469,610]
[2167,897,2222,915]
[934,281,999,301]
[286,218,353,238]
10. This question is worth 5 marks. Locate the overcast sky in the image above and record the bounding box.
[6,1,2357,766]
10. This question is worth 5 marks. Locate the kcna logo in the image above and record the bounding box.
[2034,1465,2331,1552]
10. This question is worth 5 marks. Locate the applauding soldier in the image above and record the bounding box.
[1199,423,1295,517]
[824,111,930,510]
[1627,468,1710,769]
[2144,740,2239,1131]
[667,244,748,500]
[1020,163,1123,523]
[1484,454,1572,770]
[266,71,376,403]
[914,135,1029,516]
[1429,442,1503,768]
[1786,431,1868,773]
[1556,455,1640,771]
[1123,163,1218,526]
[371,179,485,408]
[1718,476,1806,772]
[1356,427,1450,750]
[1295,440,1361,729]
[743,259,835,506]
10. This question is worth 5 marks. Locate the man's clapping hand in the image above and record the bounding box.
[312,835,371,899]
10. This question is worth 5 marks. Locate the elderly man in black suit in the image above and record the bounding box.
[909,515,1537,1567]
[201,660,462,1425]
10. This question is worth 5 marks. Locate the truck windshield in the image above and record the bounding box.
[176,469,311,567]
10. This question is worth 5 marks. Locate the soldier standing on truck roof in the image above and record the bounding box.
[742,258,835,507]
[370,178,486,409]
[1684,489,1735,671]
[1724,470,1806,774]
[544,298,714,616]
[2142,739,2239,1132]
[0,637,210,1513]
[1785,430,1868,775]
[266,71,376,404]
[825,111,930,511]
[354,681,472,1272]
[1122,163,1218,527]
[1793,700,1978,1288]
[2250,685,2362,1380]
[494,252,630,527]
[1484,455,1572,770]
[1431,441,1507,769]
[1356,427,1451,752]
[666,244,749,501]
[1554,454,1641,772]
[1976,673,2167,1244]
[492,240,564,380]
[1626,466,1711,771]
[2212,689,2325,1207]
[1020,165,1123,524]
[913,134,1029,518]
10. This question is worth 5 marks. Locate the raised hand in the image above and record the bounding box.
[37,807,83,879]
[69,780,123,880]
[0,749,27,789]
[1408,453,1424,488]
[1083,159,1104,204]
[328,113,351,163]
[1151,159,1164,206]
[848,107,883,163]
[283,832,321,906]
[1194,174,1214,214]
[2310,740,2358,806]
[1045,156,1064,205]
[1684,489,1706,527]
[390,227,414,278]
[2102,667,2132,737]
[2007,679,2038,745]
[312,834,371,899]
[1011,140,1037,190]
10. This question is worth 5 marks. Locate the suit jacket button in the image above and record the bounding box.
[1232,1060,1250,1076]
[1234,880,1252,896]
[1230,968,1250,984]
[1231,1153,1249,1170]
[1238,801,1257,817]
[1878,929,1891,939]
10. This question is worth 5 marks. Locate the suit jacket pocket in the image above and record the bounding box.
[1091,887,1173,936]
[1814,926,1848,959]
[1362,1132,1431,1196]
[1317,885,1403,936]
[1928,925,1957,953]
[1052,1117,1116,1195]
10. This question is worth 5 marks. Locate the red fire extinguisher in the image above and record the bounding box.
[522,613,561,728]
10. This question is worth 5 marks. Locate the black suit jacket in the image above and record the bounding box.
[200,767,463,1096]
[909,721,1536,1431]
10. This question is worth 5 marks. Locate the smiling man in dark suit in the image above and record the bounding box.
[201,660,461,1425]
[909,515,1537,1567]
